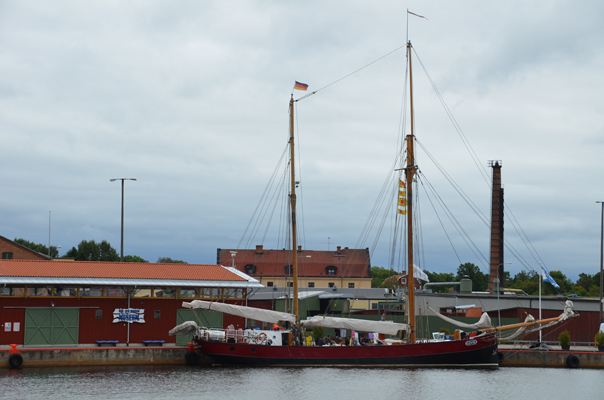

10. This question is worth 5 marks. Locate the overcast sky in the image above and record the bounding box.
[1,1,603,282]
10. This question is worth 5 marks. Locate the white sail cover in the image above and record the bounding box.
[169,320,199,336]
[427,307,493,330]
[182,300,296,325]
[300,316,408,336]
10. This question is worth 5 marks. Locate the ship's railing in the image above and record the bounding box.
[198,327,284,346]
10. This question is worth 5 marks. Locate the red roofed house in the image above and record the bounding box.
[0,260,261,347]
[0,235,51,261]
[217,245,372,290]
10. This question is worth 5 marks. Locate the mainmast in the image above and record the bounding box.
[289,95,299,321]
[406,41,417,344]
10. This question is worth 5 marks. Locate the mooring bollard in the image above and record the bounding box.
[8,344,23,368]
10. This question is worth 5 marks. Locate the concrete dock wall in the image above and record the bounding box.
[499,349,604,369]
[0,346,198,368]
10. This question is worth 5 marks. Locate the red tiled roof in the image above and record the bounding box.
[218,246,371,278]
[0,260,246,281]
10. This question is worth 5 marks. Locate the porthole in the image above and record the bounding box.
[230,346,235,351]
[251,348,256,353]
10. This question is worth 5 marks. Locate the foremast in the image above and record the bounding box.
[289,95,299,321]
[406,41,417,344]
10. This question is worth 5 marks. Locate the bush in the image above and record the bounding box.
[595,331,604,346]
[312,326,325,341]
[558,330,571,345]
[439,328,450,335]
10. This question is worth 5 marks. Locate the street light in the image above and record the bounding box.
[110,178,137,262]
[598,201,604,325]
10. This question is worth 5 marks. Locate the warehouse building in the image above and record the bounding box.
[0,260,262,347]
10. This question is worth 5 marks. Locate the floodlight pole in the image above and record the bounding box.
[598,201,604,325]
[111,178,137,262]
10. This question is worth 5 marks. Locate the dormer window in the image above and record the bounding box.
[244,264,257,275]
[326,266,337,275]
[284,265,293,275]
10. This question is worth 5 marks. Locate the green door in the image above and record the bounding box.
[175,309,223,346]
[24,308,79,345]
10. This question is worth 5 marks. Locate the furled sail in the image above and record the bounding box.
[182,300,297,324]
[300,315,408,336]
[427,307,493,330]
[169,320,199,336]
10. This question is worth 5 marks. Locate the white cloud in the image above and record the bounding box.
[1,0,603,281]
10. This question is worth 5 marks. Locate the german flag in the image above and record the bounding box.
[294,81,308,91]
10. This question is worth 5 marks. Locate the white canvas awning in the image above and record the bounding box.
[182,300,296,324]
[300,316,408,336]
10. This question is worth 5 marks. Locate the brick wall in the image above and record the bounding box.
[0,236,50,260]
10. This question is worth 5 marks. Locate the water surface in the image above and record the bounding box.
[1,365,600,400]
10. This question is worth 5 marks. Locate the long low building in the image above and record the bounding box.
[0,260,262,347]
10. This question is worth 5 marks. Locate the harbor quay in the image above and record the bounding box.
[2,343,604,369]
[0,344,193,368]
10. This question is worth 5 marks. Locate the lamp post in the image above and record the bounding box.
[598,201,604,325]
[110,178,137,262]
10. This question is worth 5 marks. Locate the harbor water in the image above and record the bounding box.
[1,365,601,400]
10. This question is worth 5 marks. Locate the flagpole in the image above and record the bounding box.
[539,263,542,344]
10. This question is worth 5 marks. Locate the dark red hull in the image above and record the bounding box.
[193,332,499,367]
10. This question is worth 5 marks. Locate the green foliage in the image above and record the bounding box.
[72,240,119,262]
[576,273,593,292]
[548,270,571,293]
[124,255,149,263]
[371,266,398,288]
[424,271,455,293]
[157,257,187,264]
[14,238,59,258]
[312,326,325,341]
[439,327,450,335]
[509,270,539,295]
[456,263,489,291]
[588,284,601,297]
[595,331,604,346]
[64,247,77,258]
[574,285,588,297]
[558,330,571,345]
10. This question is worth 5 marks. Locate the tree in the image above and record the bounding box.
[456,263,489,291]
[72,240,119,262]
[157,257,187,264]
[371,266,398,288]
[14,238,59,258]
[510,270,538,295]
[575,273,593,293]
[424,271,455,293]
[547,270,571,294]
[64,247,78,258]
[124,255,149,263]
[574,285,588,297]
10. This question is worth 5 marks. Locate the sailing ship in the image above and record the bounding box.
[170,41,501,367]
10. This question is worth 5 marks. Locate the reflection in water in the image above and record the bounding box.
[0,365,600,400]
